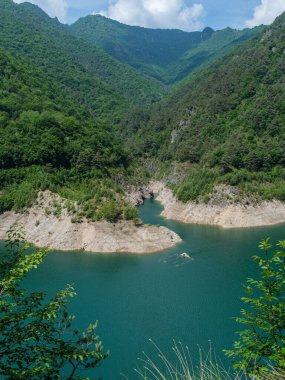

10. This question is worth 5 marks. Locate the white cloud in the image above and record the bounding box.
[13,0,68,23]
[246,0,285,28]
[97,0,205,31]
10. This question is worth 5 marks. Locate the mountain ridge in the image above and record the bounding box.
[0,0,284,225]
[0,0,165,120]
[123,11,285,202]
[70,14,263,84]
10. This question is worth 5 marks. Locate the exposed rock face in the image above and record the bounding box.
[149,182,285,229]
[171,130,178,143]
[0,191,181,254]
[125,186,153,206]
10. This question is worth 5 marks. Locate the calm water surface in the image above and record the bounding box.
[4,199,285,379]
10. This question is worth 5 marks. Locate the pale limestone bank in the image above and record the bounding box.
[0,192,181,254]
[149,182,285,229]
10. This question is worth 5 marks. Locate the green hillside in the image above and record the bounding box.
[1,0,284,214]
[125,13,285,201]
[70,15,262,84]
[166,26,264,84]
[0,0,165,124]
[0,48,138,222]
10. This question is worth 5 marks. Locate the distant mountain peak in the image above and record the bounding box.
[201,27,215,39]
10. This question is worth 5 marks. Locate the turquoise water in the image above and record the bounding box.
[3,199,285,379]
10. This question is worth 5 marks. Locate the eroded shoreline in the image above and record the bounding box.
[147,181,285,229]
[1,182,285,254]
[0,191,181,254]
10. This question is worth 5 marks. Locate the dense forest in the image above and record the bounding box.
[0,2,285,379]
[123,12,285,202]
[70,15,262,84]
[0,48,140,222]
[0,0,285,219]
[0,0,165,125]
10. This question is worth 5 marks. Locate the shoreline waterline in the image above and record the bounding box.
[11,198,285,379]
[0,189,181,254]
[1,182,285,254]
[147,181,285,229]
[0,211,181,254]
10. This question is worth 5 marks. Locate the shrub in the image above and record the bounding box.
[123,205,140,221]
[97,201,122,222]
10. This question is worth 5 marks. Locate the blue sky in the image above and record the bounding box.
[14,0,285,31]
[67,0,260,29]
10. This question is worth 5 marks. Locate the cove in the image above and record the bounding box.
[3,199,285,379]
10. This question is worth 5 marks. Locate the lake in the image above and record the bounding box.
[2,198,285,379]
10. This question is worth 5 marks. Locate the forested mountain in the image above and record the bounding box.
[125,12,285,201]
[70,15,262,84]
[0,0,284,216]
[0,47,139,221]
[168,26,264,84]
[0,0,165,126]
[0,49,124,170]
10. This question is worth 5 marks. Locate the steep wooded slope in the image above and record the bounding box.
[125,13,285,201]
[0,48,139,221]
[70,15,262,84]
[0,0,165,124]
[0,49,124,170]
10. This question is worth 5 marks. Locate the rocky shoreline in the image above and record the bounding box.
[1,182,285,255]
[146,181,285,228]
[0,191,181,254]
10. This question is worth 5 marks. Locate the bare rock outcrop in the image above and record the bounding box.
[0,191,181,254]
[149,182,285,228]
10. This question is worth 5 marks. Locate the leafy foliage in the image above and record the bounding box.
[174,167,219,202]
[0,225,108,379]
[171,166,285,203]
[225,239,285,376]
